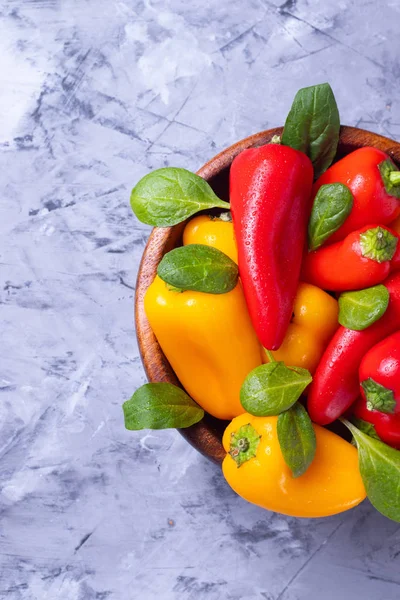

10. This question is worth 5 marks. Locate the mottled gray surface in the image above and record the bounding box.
[1,0,400,598]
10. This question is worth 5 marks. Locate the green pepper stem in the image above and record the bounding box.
[229,423,261,467]
[359,226,398,263]
[361,377,396,414]
[264,349,275,363]
[389,171,400,186]
[378,159,400,199]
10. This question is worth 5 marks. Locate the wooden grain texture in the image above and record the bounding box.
[135,126,400,464]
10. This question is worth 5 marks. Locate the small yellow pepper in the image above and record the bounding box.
[223,413,366,518]
[144,276,262,420]
[183,214,238,263]
[264,282,339,374]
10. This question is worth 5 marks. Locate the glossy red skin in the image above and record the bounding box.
[307,272,400,425]
[359,330,400,404]
[353,400,400,449]
[312,147,400,244]
[391,238,400,270]
[353,331,400,448]
[302,224,399,291]
[230,144,313,350]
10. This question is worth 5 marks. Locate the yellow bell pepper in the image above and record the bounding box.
[144,276,262,420]
[223,413,366,518]
[183,214,238,263]
[264,282,339,374]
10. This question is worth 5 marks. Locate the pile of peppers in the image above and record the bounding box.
[125,83,400,523]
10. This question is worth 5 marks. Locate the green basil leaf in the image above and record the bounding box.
[338,284,389,330]
[123,383,204,430]
[157,244,238,294]
[351,417,381,441]
[281,83,340,179]
[240,362,312,416]
[130,167,230,226]
[361,378,396,414]
[308,183,353,250]
[277,403,316,478]
[342,419,400,522]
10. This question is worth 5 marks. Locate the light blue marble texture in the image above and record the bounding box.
[1,0,400,598]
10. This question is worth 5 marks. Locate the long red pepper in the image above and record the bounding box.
[307,271,400,425]
[312,147,400,244]
[230,144,313,350]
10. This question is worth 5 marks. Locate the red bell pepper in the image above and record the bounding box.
[353,330,400,449]
[302,225,400,291]
[307,271,400,425]
[312,147,400,244]
[230,144,313,350]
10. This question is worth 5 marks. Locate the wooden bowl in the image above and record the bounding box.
[135,126,400,464]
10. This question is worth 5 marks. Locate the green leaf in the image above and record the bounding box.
[342,419,400,522]
[359,226,398,263]
[229,423,261,467]
[123,383,204,430]
[240,362,312,417]
[281,83,340,179]
[361,378,396,414]
[277,403,317,478]
[308,183,353,250]
[338,284,389,330]
[157,244,238,294]
[130,167,230,226]
[351,417,381,441]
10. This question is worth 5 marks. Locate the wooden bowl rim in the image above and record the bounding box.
[135,125,400,464]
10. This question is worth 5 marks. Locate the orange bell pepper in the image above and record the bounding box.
[222,413,366,518]
[264,282,338,374]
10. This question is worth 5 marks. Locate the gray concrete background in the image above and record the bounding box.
[1,0,400,598]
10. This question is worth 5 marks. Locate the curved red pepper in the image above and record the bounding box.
[312,147,400,244]
[230,144,313,350]
[353,331,400,449]
[302,225,400,291]
[307,271,400,425]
